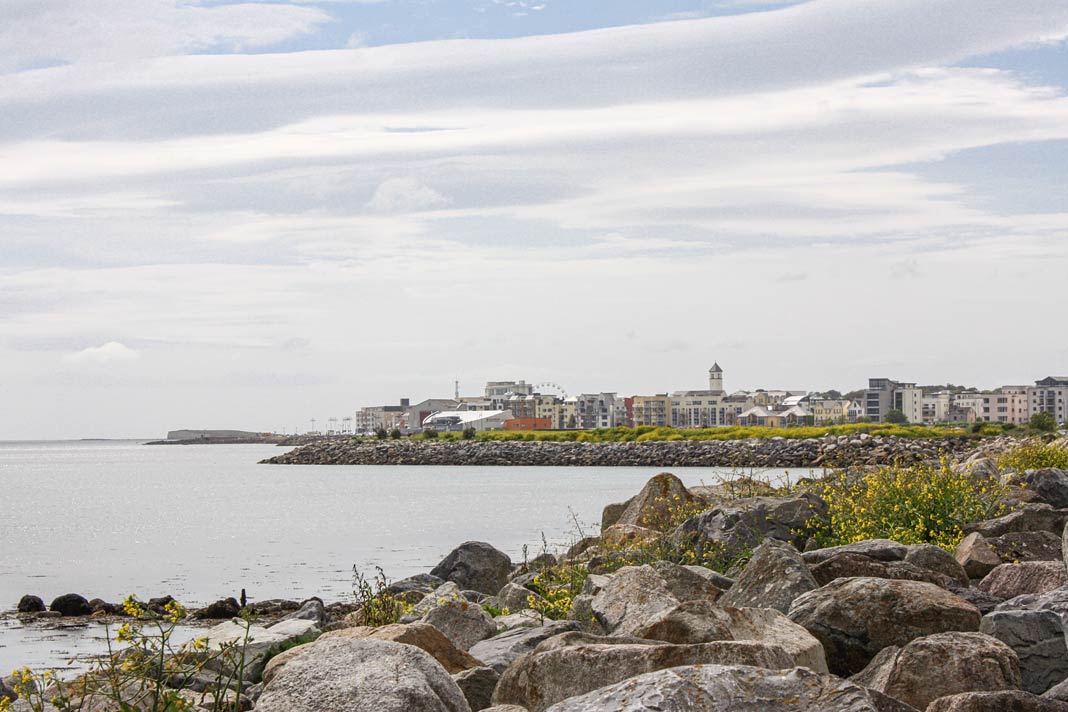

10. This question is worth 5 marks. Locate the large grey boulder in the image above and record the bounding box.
[588,563,721,636]
[497,583,538,613]
[905,544,969,586]
[978,561,1068,600]
[318,622,483,674]
[632,600,827,672]
[927,690,1068,711]
[255,638,471,712]
[614,473,701,531]
[424,597,498,651]
[980,609,1067,694]
[849,632,1021,710]
[802,539,908,565]
[469,621,581,674]
[987,531,1063,564]
[388,573,446,596]
[672,493,828,560]
[278,597,327,627]
[492,637,793,712]
[1020,470,1068,509]
[540,664,916,712]
[964,504,1068,538]
[453,666,499,712]
[787,577,981,676]
[809,553,953,588]
[203,617,320,682]
[432,542,513,596]
[719,539,817,613]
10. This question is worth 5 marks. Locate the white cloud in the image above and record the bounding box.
[366,178,450,213]
[65,341,141,364]
[0,0,330,71]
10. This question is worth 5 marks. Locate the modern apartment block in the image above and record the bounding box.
[484,380,533,409]
[355,398,410,433]
[1029,377,1068,423]
[977,386,1030,425]
[865,378,923,423]
[574,392,625,429]
[633,394,671,427]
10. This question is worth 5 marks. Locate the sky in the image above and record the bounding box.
[1,0,1067,439]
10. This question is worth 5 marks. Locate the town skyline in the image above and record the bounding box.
[3,0,1068,439]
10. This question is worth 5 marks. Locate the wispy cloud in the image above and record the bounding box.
[65,341,141,364]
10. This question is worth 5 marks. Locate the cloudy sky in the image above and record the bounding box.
[2,0,1067,438]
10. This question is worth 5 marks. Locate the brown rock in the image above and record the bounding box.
[978,561,1068,600]
[926,690,1068,711]
[320,622,482,674]
[955,533,1003,579]
[614,473,701,532]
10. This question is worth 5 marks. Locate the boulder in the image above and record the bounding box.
[1044,676,1068,701]
[50,593,92,617]
[981,588,1068,693]
[614,473,700,531]
[633,600,827,673]
[849,632,1021,710]
[88,599,120,615]
[683,565,735,590]
[539,664,915,712]
[469,621,581,674]
[321,622,482,674]
[255,638,471,712]
[810,553,952,588]
[647,560,724,602]
[948,585,1004,615]
[454,666,499,712]
[388,573,446,596]
[955,533,1006,580]
[905,544,969,586]
[423,597,498,651]
[279,598,327,626]
[787,577,981,676]
[203,617,320,682]
[986,532,1063,564]
[482,708,528,712]
[1,675,14,703]
[927,690,1068,711]
[17,595,45,613]
[432,542,513,596]
[964,504,1068,538]
[1019,470,1068,509]
[492,638,794,711]
[802,539,909,565]
[719,539,817,613]
[601,498,632,533]
[672,493,828,560]
[600,524,661,548]
[194,598,241,619]
[978,562,1068,599]
[497,583,538,613]
[966,458,1001,481]
[588,563,720,636]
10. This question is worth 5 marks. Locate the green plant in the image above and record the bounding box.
[1031,411,1059,433]
[525,560,589,621]
[997,441,1068,471]
[462,427,476,440]
[810,458,1011,550]
[885,409,908,424]
[375,428,388,440]
[1,596,253,712]
[422,428,439,439]
[351,566,412,627]
[389,428,402,440]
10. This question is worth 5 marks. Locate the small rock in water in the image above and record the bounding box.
[50,593,92,617]
[17,594,46,613]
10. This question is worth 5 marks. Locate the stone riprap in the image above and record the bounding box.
[262,434,977,467]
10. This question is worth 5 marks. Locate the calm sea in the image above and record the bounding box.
[0,440,793,672]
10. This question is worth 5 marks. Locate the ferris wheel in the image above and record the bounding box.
[534,382,569,399]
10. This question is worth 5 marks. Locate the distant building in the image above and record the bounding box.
[484,381,533,409]
[403,398,460,433]
[864,379,923,423]
[736,405,812,428]
[356,398,409,434]
[922,391,952,424]
[505,417,553,431]
[978,386,1030,425]
[808,398,857,424]
[1029,377,1068,423]
[633,394,671,427]
[422,410,513,432]
[574,393,625,429]
[667,364,753,428]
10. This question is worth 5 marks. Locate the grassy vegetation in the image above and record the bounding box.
[996,440,1068,472]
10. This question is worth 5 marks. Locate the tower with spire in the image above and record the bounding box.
[708,362,724,394]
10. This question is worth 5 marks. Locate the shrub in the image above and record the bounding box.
[525,560,589,621]
[461,427,477,440]
[422,428,439,439]
[996,441,1068,472]
[1031,411,1059,433]
[351,566,412,627]
[374,428,388,440]
[885,409,908,424]
[811,458,1011,550]
[389,428,401,439]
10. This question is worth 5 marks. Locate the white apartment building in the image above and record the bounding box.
[574,393,625,429]
[864,378,923,423]
[668,364,753,428]
[1029,377,1068,424]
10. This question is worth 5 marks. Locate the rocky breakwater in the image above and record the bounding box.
[262,433,979,468]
